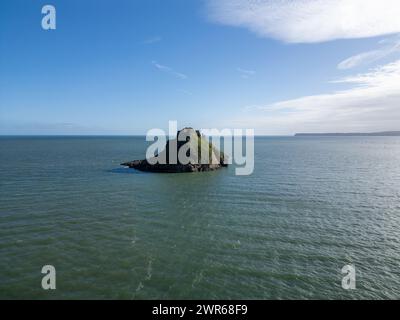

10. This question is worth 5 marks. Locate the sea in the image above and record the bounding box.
[0,136,399,299]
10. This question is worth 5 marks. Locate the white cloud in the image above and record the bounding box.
[207,0,400,43]
[237,60,400,134]
[152,61,188,79]
[207,1,400,133]
[237,67,256,79]
[143,36,162,44]
[338,37,400,69]
[177,89,193,95]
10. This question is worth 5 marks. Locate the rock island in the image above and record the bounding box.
[121,127,227,173]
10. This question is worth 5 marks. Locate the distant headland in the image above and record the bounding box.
[295,131,400,137]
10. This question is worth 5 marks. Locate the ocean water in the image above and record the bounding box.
[0,136,399,299]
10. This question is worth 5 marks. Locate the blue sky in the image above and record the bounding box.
[1,0,400,135]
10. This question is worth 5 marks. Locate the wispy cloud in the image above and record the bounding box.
[237,67,255,79]
[238,60,400,134]
[207,0,400,43]
[143,36,162,45]
[0,122,110,135]
[177,89,193,95]
[338,36,400,69]
[151,61,188,80]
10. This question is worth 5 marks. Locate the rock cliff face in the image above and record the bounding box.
[121,128,227,173]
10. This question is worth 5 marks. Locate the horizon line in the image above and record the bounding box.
[0,134,293,137]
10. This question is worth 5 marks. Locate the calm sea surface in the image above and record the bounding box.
[0,136,399,299]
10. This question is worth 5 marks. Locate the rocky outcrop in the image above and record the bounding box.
[121,128,227,173]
